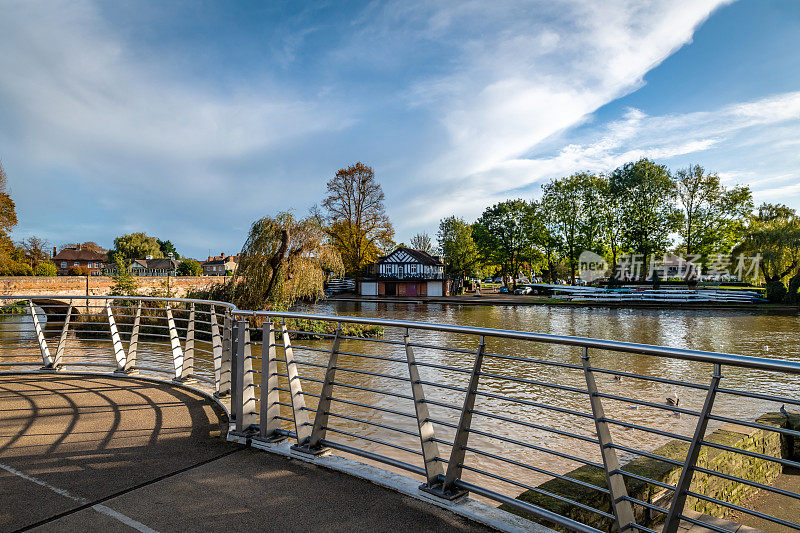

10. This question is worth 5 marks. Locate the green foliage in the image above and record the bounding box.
[34,261,57,276]
[785,274,800,305]
[473,199,536,288]
[609,158,681,259]
[673,164,753,262]
[765,281,787,303]
[177,259,201,276]
[220,212,344,310]
[437,216,479,288]
[110,256,138,296]
[733,203,800,283]
[111,232,163,262]
[68,265,89,276]
[157,239,180,259]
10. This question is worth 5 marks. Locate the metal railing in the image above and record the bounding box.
[1,295,799,533]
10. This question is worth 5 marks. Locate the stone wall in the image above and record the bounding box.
[0,276,223,298]
[506,411,800,531]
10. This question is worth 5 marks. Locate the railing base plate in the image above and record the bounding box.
[290,444,331,458]
[418,483,468,503]
[253,433,288,444]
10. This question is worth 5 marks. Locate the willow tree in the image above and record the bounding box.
[228,212,343,310]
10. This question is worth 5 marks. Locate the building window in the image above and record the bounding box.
[61,262,67,269]
[74,262,79,266]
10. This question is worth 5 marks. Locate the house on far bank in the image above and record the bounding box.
[128,257,180,277]
[359,246,448,297]
[202,253,239,276]
[52,246,108,276]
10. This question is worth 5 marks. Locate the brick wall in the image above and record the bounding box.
[0,276,224,298]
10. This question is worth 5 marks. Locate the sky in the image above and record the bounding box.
[1,0,799,260]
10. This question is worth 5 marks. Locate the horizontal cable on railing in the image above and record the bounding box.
[326,411,419,437]
[470,408,599,443]
[329,397,417,419]
[475,390,595,419]
[452,478,603,533]
[684,490,800,530]
[467,426,604,469]
[706,413,800,438]
[483,350,585,370]
[329,381,414,401]
[318,439,426,477]
[716,386,800,407]
[459,464,614,520]
[614,469,675,491]
[330,365,411,382]
[676,514,736,533]
[322,427,423,456]
[593,391,703,416]
[692,465,800,501]
[609,444,684,467]
[699,439,800,470]
[586,366,710,390]
[477,370,589,394]
[462,445,610,494]
[333,350,407,364]
[601,417,692,442]
[421,398,464,411]
[624,523,660,533]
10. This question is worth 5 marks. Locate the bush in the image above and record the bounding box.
[68,265,90,276]
[34,261,57,276]
[765,281,787,303]
[177,259,202,276]
[786,275,800,305]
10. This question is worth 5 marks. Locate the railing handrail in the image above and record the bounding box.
[235,309,800,375]
[1,294,240,312]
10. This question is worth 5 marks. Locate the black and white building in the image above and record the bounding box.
[359,246,447,297]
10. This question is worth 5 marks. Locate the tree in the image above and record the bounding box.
[61,242,106,253]
[609,158,680,268]
[111,233,163,262]
[157,239,180,259]
[0,162,17,241]
[541,173,605,284]
[20,236,50,268]
[733,203,800,284]
[321,162,394,276]
[598,178,625,271]
[68,265,90,276]
[437,217,479,293]
[225,212,343,310]
[674,164,753,262]
[410,232,435,255]
[110,256,138,296]
[473,199,536,290]
[177,259,202,276]
[34,261,57,276]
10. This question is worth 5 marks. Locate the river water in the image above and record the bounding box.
[3,301,799,505]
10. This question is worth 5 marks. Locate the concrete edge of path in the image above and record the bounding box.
[243,436,553,533]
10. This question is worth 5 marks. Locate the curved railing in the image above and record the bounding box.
[1,295,799,533]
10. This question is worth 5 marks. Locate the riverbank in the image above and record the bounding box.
[328,294,800,313]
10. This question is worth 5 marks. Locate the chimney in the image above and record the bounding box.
[53,246,57,258]
[221,252,226,259]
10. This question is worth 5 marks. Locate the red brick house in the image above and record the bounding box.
[52,246,108,276]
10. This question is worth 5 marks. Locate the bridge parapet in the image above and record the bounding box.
[1,294,798,533]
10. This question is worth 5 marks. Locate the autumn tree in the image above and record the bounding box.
[437,217,479,293]
[410,232,435,255]
[20,236,50,268]
[673,164,753,262]
[321,162,394,276]
[473,200,536,290]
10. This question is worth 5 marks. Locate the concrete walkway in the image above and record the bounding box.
[0,375,490,533]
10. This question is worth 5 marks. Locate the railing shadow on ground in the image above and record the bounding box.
[1,295,799,533]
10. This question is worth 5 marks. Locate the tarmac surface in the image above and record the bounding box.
[0,374,490,533]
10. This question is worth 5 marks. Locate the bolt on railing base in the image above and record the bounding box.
[290,443,332,458]
[229,425,259,440]
[124,368,140,375]
[172,376,197,384]
[418,482,469,503]
[38,365,57,372]
[252,433,288,445]
[213,391,230,399]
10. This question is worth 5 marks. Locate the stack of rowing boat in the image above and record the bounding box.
[546,285,765,303]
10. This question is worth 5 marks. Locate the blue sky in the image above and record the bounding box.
[1,0,799,259]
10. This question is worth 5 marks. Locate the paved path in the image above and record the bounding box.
[0,375,490,533]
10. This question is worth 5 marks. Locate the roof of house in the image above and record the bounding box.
[378,246,443,266]
[202,254,239,266]
[53,248,108,262]
[129,258,179,270]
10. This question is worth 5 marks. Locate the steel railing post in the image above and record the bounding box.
[233,320,257,435]
[581,347,635,532]
[53,300,73,369]
[662,363,723,533]
[439,335,486,499]
[255,320,286,443]
[181,303,195,381]
[281,321,312,445]
[166,304,184,381]
[217,309,232,396]
[125,300,141,374]
[292,323,341,454]
[405,328,445,489]
[230,320,240,425]
[106,300,126,373]
[210,305,223,392]
[28,300,53,369]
